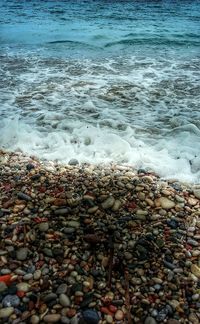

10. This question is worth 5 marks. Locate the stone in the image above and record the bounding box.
[43,314,61,323]
[167,320,180,324]
[102,196,115,209]
[191,264,200,278]
[30,315,40,324]
[115,310,124,321]
[2,294,20,307]
[68,159,79,165]
[59,294,71,307]
[56,283,68,294]
[156,197,175,209]
[145,317,157,324]
[82,309,100,324]
[16,247,28,261]
[67,221,80,228]
[17,192,31,201]
[38,222,49,232]
[16,282,30,292]
[0,307,14,318]
[193,189,200,199]
[44,293,57,303]
[33,270,42,280]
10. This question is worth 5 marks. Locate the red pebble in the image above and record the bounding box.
[0,274,12,286]
[100,307,113,316]
[17,291,26,298]
[108,305,117,313]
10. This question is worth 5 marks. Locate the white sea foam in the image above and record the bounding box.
[0,117,199,183]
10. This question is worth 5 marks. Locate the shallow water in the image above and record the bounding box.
[0,0,200,182]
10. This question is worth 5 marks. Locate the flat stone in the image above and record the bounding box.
[54,208,70,215]
[191,264,200,278]
[59,294,71,307]
[157,197,175,209]
[16,282,30,292]
[0,307,14,318]
[38,222,49,232]
[17,192,31,201]
[44,293,57,303]
[115,310,124,321]
[67,221,80,228]
[68,159,79,165]
[2,294,20,307]
[33,270,42,280]
[43,314,61,323]
[102,196,115,209]
[56,283,68,294]
[82,309,100,324]
[16,247,28,261]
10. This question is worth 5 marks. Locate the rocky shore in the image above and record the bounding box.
[0,150,200,324]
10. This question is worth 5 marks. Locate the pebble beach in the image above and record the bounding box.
[0,150,200,324]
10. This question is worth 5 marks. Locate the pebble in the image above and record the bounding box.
[102,196,115,209]
[82,309,100,324]
[56,283,68,295]
[16,247,29,261]
[193,189,200,199]
[38,222,49,232]
[191,264,200,278]
[59,294,71,307]
[156,197,175,209]
[43,314,61,323]
[2,294,20,307]
[30,315,40,324]
[16,282,30,292]
[0,307,14,318]
[0,282,7,292]
[114,310,124,321]
[33,269,42,280]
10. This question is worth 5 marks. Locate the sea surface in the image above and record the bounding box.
[0,0,200,182]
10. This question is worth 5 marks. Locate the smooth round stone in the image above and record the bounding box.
[193,189,200,199]
[157,197,175,209]
[30,315,40,324]
[124,251,133,260]
[0,307,14,318]
[102,196,115,209]
[68,159,79,165]
[16,282,30,292]
[1,268,11,275]
[44,293,57,303]
[33,270,42,280]
[38,222,49,232]
[16,247,29,261]
[67,221,80,228]
[43,314,61,323]
[23,273,33,280]
[59,294,71,307]
[192,294,199,301]
[56,283,68,295]
[115,310,124,321]
[191,264,200,278]
[82,309,100,324]
[167,320,180,324]
[2,294,20,307]
[145,317,157,324]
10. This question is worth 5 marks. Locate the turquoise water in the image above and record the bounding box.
[0,0,200,181]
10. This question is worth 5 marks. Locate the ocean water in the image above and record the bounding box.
[0,0,200,182]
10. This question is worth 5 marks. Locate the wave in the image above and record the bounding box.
[105,37,200,48]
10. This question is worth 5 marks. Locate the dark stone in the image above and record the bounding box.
[80,293,94,308]
[26,163,35,171]
[43,293,57,303]
[163,260,176,270]
[167,219,179,229]
[70,283,83,295]
[82,309,100,324]
[2,294,20,307]
[156,307,169,322]
[17,192,31,201]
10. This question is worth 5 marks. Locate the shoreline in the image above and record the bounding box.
[0,150,200,323]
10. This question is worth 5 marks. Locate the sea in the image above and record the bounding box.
[0,0,200,182]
